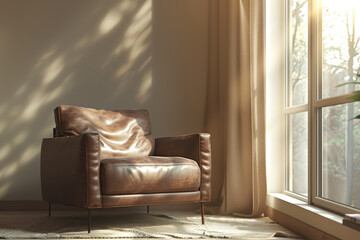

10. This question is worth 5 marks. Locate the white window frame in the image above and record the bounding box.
[284,0,309,202]
[284,0,360,214]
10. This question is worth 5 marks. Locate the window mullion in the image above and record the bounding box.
[309,0,320,205]
[284,104,308,114]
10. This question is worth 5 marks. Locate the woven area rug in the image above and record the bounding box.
[0,210,303,239]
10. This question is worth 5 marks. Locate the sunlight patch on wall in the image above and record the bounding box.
[112,36,133,56]
[115,64,132,78]
[0,145,11,161]
[41,118,55,137]
[99,10,122,35]
[36,48,57,69]
[130,0,152,36]
[130,29,151,61]
[0,162,17,180]
[99,0,140,36]
[45,74,72,102]
[14,82,30,97]
[113,0,152,86]
[137,70,152,103]
[74,37,90,50]
[42,55,64,85]
[19,145,38,165]
[0,144,38,198]
[20,74,70,123]
[0,183,10,198]
[12,131,27,145]
[114,0,151,59]
[0,122,5,134]
[20,92,45,121]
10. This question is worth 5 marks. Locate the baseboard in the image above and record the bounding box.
[265,205,338,240]
[0,200,198,211]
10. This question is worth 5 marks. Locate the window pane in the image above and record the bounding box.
[321,103,360,209]
[287,0,308,106]
[321,1,360,99]
[287,112,308,196]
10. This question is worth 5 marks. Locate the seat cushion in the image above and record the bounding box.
[100,156,201,195]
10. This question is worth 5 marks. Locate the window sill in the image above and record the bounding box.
[267,193,360,239]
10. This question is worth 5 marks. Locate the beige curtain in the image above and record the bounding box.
[205,0,266,216]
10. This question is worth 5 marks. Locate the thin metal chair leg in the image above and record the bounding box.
[147,205,149,214]
[201,202,205,224]
[48,202,51,217]
[88,209,91,233]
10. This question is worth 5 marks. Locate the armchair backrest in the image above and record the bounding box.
[54,105,154,158]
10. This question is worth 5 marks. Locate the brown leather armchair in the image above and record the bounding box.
[41,105,211,233]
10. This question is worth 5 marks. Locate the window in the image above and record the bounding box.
[285,0,309,198]
[285,0,360,213]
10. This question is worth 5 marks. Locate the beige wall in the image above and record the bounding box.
[0,0,209,200]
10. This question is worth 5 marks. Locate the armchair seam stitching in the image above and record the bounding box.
[104,163,198,167]
[85,134,89,208]
[198,134,202,200]
[57,106,62,136]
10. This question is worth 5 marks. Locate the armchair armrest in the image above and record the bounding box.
[41,133,101,208]
[155,133,211,202]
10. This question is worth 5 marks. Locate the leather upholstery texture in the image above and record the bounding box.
[102,192,201,208]
[41,133,101,208]
[155,133,212,202]
[41,105,212,211]
[100,156,200,195]
[54,105,154,158]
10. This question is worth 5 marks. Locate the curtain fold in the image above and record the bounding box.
[205,0,266,217]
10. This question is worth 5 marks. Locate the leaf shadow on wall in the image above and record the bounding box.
[0,0,154,199]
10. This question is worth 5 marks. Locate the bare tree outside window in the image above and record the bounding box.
[321,0,360,209]
[288,0,360,208]
[288,0,308,107]
[287,0,308,197]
